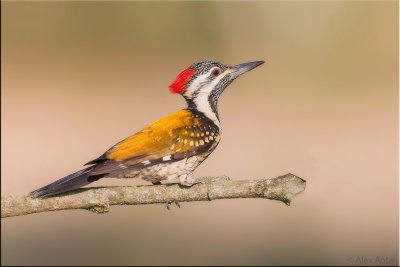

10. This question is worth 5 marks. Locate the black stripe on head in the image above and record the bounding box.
[186,61,229,88]
[191,61,229,76]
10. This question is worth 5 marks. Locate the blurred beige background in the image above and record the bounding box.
[1,1,398,266]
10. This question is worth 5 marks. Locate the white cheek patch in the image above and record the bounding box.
[183,72,209,99]
[192,71,228,129]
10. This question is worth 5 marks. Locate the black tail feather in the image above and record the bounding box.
[30,166,104,198]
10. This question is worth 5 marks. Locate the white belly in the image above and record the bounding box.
[107,155,205,184]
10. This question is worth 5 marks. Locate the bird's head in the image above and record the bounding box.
[169,60,265,126]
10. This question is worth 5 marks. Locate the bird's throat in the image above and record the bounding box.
[185,94,221,129]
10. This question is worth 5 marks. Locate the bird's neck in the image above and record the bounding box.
[185,94,221,129]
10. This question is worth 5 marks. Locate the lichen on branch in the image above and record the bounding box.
[1,173,306,218]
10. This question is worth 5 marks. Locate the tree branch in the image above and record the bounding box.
[1,173,306,218]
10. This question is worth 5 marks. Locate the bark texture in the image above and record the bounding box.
[1,173,306,218]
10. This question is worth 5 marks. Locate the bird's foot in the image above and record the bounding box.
[190,176,230,201]
[166,201,180,210]
[151,181,180,209]
[150,181,180,209]
[192,175,230,185]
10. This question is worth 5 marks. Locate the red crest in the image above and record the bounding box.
[169,66,195,94]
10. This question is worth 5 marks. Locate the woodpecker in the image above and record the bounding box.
[31,60,265,198]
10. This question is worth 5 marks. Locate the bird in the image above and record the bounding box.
[30,60,265,199]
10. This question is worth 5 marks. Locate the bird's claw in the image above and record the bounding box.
[192,178,208,185]
[192,176,230,185]
[191,178,214,201]
[166,201,180,210]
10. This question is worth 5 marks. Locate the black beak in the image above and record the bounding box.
[230,61,265,79]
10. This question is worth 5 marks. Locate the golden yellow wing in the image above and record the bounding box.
[88,109,219,175]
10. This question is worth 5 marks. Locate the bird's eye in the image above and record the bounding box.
[212,69,220,77]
